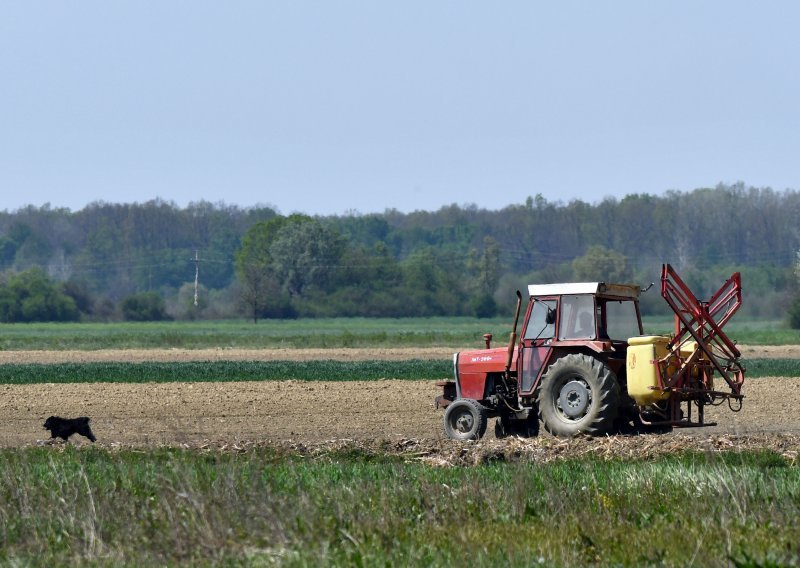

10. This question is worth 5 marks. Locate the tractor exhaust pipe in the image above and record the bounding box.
[505,290,523,375]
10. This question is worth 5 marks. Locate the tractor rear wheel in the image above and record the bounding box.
[443,399,488,440]
[537,353,619,437]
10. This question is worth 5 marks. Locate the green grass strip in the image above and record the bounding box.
[0,317,514,350]
[0,359,453,385]
[0,318,797,350]
[742,358,800,378]
[0,358,794,385]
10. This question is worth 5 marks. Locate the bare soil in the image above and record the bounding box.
[1,347,798,450]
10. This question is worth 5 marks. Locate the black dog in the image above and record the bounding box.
[43,416,97,442]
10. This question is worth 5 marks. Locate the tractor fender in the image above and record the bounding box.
[528,348,607,394]
[548,339,614,354]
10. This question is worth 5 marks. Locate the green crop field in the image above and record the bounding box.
[0,316,796,350]
[0,358,795,385]
[0,360,452,384]
[0,318,512,351]
[641,316,800,345]
[0,446,797,567]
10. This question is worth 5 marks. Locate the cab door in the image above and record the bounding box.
[519,298,557,394]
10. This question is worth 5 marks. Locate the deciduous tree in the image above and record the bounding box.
[572,245,631,283]
[234,216,291,323]
[0,268,79,322]
[269,218,345,297]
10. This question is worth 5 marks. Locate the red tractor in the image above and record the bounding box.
[436,264,745,439]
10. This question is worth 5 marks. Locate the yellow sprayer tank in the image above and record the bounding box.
[626,336,672,406]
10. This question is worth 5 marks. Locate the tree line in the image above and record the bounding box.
[0,182,797,322]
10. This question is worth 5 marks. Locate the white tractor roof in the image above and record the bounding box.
[528,282,640,299]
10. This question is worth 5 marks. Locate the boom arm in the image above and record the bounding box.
[660,264,744,397]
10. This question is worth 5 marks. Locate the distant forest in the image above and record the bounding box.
[0,182,797,322]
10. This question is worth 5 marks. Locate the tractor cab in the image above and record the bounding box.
[524,283,642,344]
[518,283,642,398]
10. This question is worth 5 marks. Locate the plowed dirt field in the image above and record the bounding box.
[1,347,798,449]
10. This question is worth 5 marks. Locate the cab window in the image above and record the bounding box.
[604,300,641,340]
[524,299,556,340]
[559,295,596,340]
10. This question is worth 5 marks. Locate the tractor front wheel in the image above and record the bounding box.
[537,354,619,437]
[443,399,488,440]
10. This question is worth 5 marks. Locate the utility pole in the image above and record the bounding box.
[192,249,200,307]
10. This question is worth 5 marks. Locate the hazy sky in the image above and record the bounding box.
[1,2,798,215]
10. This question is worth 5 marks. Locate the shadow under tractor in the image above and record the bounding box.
[436,264,745,440]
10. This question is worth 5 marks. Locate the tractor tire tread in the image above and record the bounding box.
[443,398,488,441]
[537,353,620,437]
